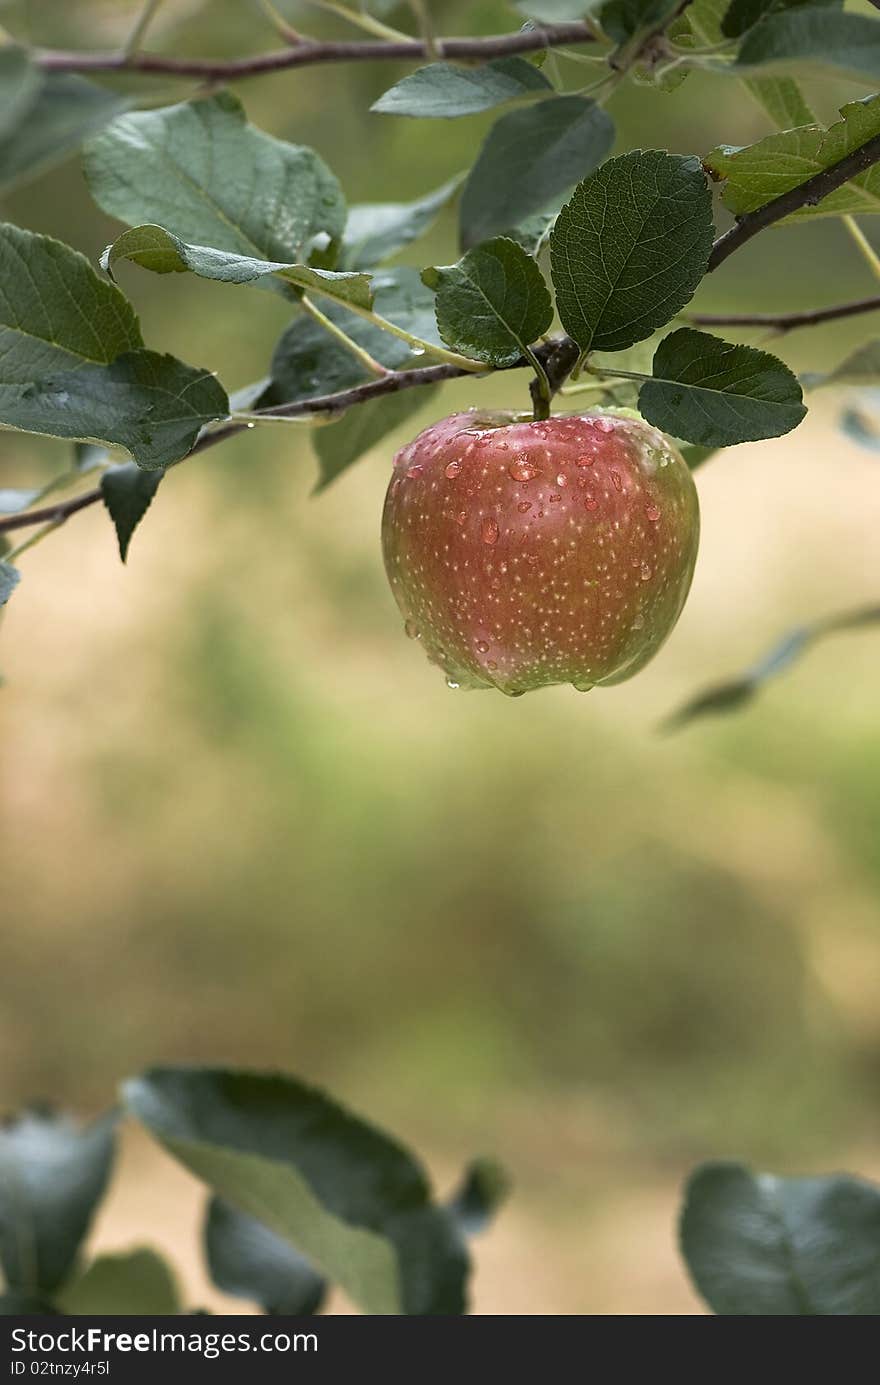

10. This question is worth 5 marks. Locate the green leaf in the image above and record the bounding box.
[0,1292,58,1314]
[0,75,130,195]
[601,0,681,45]
[460,95,614,249]
[447,1160,511,1239]
[342,177,462,269]
[514,0,599,16]
[736,9,880,84]
[314,384,439,491]
[0,1110,117,1296]
[639,329,806,445]
[124,1067,469,1315]
[708,96,880,222]
[101,224,373,310]
[0,46,39,137]
[806,339,880,388]
[422,237,552,368]
[101,463,164,561]
[264,268,439,408]
[665,603,880,728]
[550,150,714,353]
[0,223,142,381]
[205,1198,326,1315]
[0,561,20,607]
[4,350,229,472]
[84,92,346,265]
[681,1162,880,1313]
[371,57,551,119]
[61,1249,181,1315]
[746,77,816,129]
[721,0,774,38]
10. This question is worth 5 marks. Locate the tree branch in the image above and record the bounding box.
[688,294,880,333]
[708,132,880,271]
[34,22,597,80]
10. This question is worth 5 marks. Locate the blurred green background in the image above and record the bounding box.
[2,0,880,1313]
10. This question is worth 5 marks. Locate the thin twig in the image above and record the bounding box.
[687,294,880,333]
[708,132,880,271]
[34,23,597,81]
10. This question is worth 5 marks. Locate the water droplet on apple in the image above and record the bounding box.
[576,454,595,467]
[556,474,568,487]
[446,678,460,689]
[584,495,598,511]
[611,470,623,492]
[404,620,420,639]
[406,464,423,478]
[487,660,498,671]
[508,457,540,482]
[444,460,462,479]
[476,640,489,654]
[517,500,532,513]
[481,517,499,545]
[640,563,652,581]
[596,417,614,433]
[646,504,660,523]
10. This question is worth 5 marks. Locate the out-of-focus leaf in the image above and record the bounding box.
[0,46,39,137]
[422,237,552,368]
[124,1067,470,1315]
[0,75,130,194]
[735,8,880,83]
[601,0,681,45]
[315,385,440,492]
[371,58,550,118]
[665,603,880,728]
[205,1198,326,1315]
[341,177,461,269]
[460,96,614,249]
[0,1110,117,1296]
[0,561,20,606]
[681,1161,880,1314]
[61,1249,181,1315]
[446,1160,510,1239]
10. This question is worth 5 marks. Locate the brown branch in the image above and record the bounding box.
[688,294,880,333]
[34,22,596,81]
[708,132,880,271]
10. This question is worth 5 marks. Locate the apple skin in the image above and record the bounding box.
[382,409,699,696]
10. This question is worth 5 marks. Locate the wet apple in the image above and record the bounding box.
[382,409,699,696]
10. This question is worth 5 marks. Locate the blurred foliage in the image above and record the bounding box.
[1,0,880,1311]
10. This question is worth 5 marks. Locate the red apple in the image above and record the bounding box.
[382,409,699,695]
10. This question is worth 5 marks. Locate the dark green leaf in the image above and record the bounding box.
[124,1067,469,1315]
[460,95,614,249]
[638,328,806,445]
[422,237,552,367]
[102,225,373,309]
[371,57,550,119]
[601,0,681,45]
[736,8,880,84]
[0,75,130,195]
[314,384,439,492]
[679,442,717,469]
[681,1162,880,1314]
[551,151,714,353]
[665,603,880,728]
[101,463,164,561]
[721,0,774,38]
[0,1292,58,1314]
[514,0,599,15]
[0,561,20,607]
[4,350,229,472]
[0,223,142,382]
[0,47,39,137]
[447,1160,511,1238]
[84,92,346,265]
[61,1250,181,1315]
[205,1198,326,1315]
[342,177,461,269]
[0,1110,117,1296]
[707,96,880,222]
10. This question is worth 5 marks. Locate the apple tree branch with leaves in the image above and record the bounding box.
[1,0,880,710]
